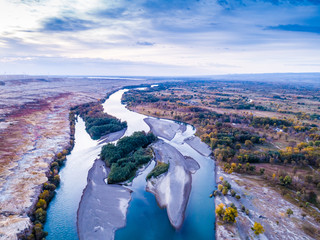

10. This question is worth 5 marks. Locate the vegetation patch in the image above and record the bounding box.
[146,162,170,180]
[72,101,127,140]
[101,131,157,183]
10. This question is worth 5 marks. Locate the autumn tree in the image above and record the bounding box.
[36,199,47,209]
[252,222,265,235]
[215,203,225,217]
[223,206,238,223]
[245,140,254,149]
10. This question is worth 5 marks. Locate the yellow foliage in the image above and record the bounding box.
[222,187,228,195]
[223,207,238,223]
[252,222,265,235]
[219,176,224,182]
[215,203,225,217]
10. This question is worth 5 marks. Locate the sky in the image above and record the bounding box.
[0,0,319,76]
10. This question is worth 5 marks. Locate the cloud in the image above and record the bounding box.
[41,17,95,32]
[136,41,154,46]
[94,7,127,19]
[0,0,320,75]
[265,24,320,34]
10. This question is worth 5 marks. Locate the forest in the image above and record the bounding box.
[71,101,127,139]
[101,131,157,183]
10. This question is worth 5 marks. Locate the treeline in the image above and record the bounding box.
[250,117,292,128]
[101,131,157,183]
[72,101,127,140]
[21,111,76,240]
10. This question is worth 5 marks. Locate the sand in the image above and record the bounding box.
[184,136,212,157]
[144,118,185,141]
[146,140,193,229]
[77,159,131,240]
[98,128,126,145]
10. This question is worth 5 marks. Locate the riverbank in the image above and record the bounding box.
[184,136,212,157]
[144,117,186,141]
[215,165,320,239]
[77,158,131,240]
[0,78,137,239]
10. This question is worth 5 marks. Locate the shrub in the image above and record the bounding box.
[36,199,47,210]
[32,223,48,240]
[235,195,241,200]
[280,175,292,186]
[223,207,238,223]
[43,182,56,191]
[230,189,236,197]
[241,205,245,212]
[35,208,46,223]
[222,187,228,195]
[287,208,293,217]
[215,203,225,217]
[222,180,231,189]
[53,175,60,186]
[146,162,169,180]
[39,190,50,202]
[252,222,265,235]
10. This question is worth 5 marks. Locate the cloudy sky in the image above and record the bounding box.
[0,0,319,76]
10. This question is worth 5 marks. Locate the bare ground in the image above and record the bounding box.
[0,77,149,239]
[215,166,320,240]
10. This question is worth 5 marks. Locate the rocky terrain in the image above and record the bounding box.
[215,166,320,239]
[0,76,147,239]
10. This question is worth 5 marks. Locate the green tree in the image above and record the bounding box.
[35,208,46,223]
[281,175,292,186]
[286,208,293,217]
[33,223,48,240]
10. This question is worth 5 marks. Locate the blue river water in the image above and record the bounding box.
[44,88,215,240]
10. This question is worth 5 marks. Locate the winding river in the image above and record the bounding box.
[45,87,215,240]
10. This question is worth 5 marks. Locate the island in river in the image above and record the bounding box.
[77,89,215,240]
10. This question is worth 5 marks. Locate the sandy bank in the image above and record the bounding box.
[77,158,131,240]
[147,140,193,229]
[98,128,126,145]
[144,118,185,141]
[184,136,212,157]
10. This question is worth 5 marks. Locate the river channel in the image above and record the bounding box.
[45,87,215,240]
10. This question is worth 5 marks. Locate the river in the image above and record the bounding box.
[45,87,215,240]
